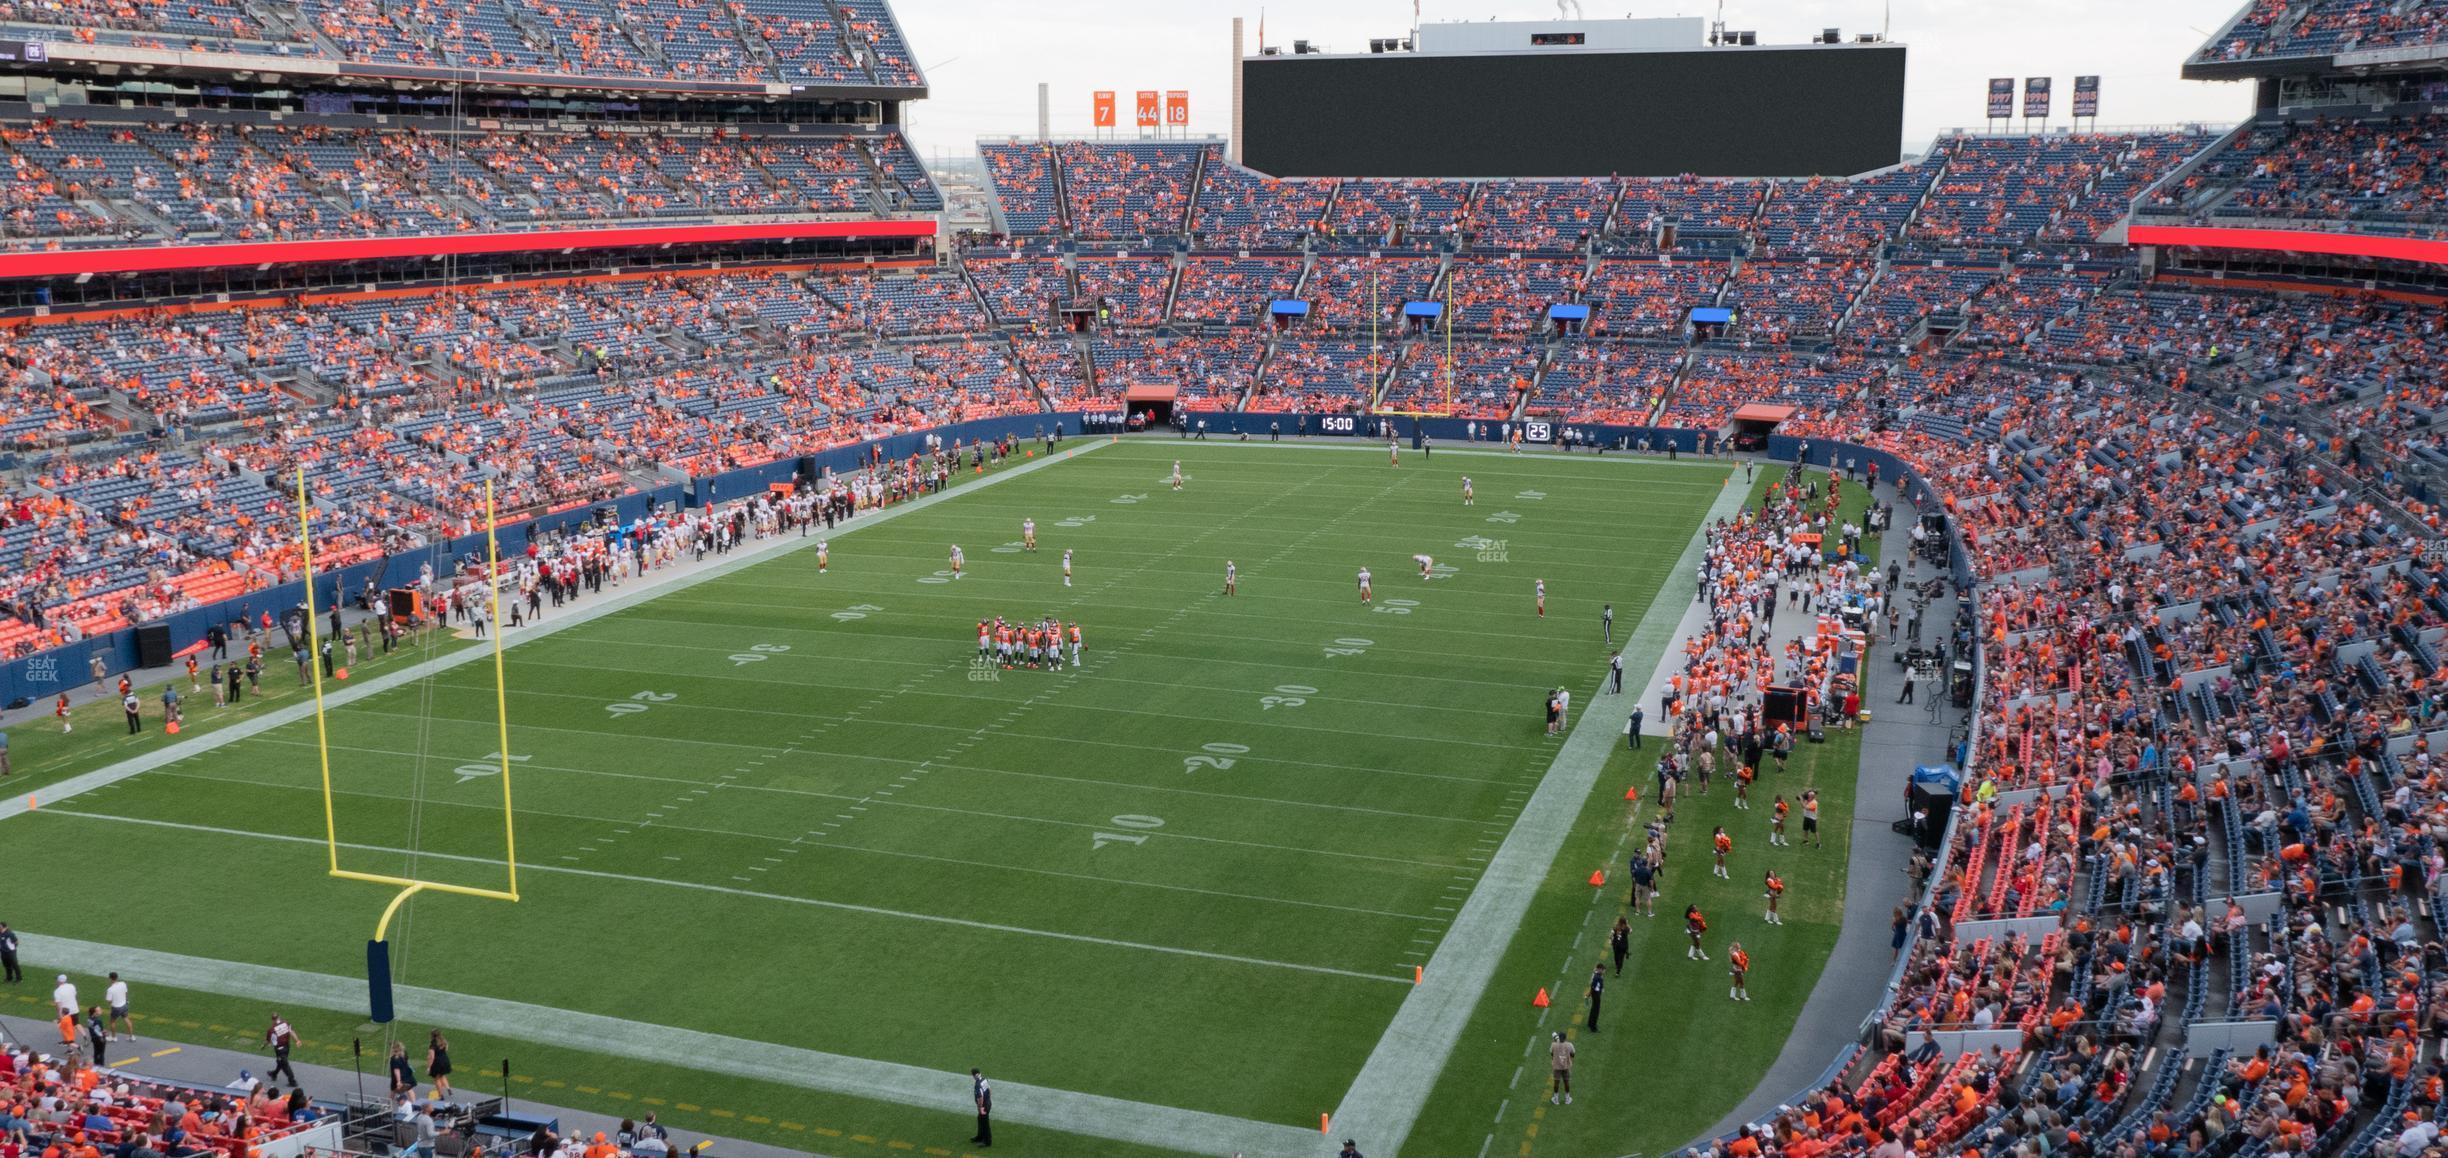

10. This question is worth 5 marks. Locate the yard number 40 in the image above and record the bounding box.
[1091,814,1165,851]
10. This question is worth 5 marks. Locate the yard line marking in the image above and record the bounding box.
[0,440,1105,828]
[1509,1065,1522,1090]
[150,1047,181,1058]
[39,811,1408,984]
[1329,462,1746,1154]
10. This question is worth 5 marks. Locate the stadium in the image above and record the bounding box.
[0,0,2444,1154]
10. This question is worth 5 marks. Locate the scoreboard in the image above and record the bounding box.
[1241,42,1906,179]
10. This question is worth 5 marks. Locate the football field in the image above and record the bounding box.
[0,440,1741,1148]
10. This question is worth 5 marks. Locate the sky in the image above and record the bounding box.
[890,0,2258,168]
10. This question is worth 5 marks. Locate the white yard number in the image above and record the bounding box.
[1056,516,1096,528]
[1486,511,1521,525]
[917,570,958,584]
[1259,684,1317,710]
[1322,637,1373,658]
[1374,598,1421,616]
[831,604,882,622]
[730,643,793,666]
[606,690,677,717]
[1182,741,1248,774]
[1092,814,1165,850]
[990,540,1026,555]
[1111,493,1148,505]
[453,752,531,785]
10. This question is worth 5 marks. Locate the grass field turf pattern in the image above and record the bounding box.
[2,441,1779,1149]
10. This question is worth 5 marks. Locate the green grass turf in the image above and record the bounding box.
[0,441,1800,1150]
[1406,467,1885,1158]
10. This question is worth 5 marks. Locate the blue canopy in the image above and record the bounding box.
[1912,764,1963,792]
[1548,304,1591,321]
[1402,301,1443,318]
[1270,299,1311,317]
[1689,306,1735,325]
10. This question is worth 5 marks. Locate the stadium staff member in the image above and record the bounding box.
[266,1013,302,1086]
[0,921,19,983]
[969,1068,993,1147]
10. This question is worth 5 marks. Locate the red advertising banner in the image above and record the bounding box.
[1092,90,1115,128]
[1134,90,1160,129]
[1164,90,1189,128]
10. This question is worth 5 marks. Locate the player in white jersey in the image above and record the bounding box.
[1388,436,1400,467]
[1171,461,1183,491]
[817,540,828,572]
[1357,567,1374,605]
[1062,549,1074,587]
[1536,578,1547,618]
[1022,518,1037,552]
[1224,561,1237,596]
[1461,476,1474,506]
[950,544,964,577]
[1414,554,1434,580]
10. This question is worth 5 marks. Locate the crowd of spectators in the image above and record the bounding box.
[2150,114,2447,236]
[1722,260,1874,345]
[1170,257,1301,326]
[1910,132,2209,251]
[0,116,930,249]
[1060,141,1201,241]
[2194,0,2448,62]
[0,0,915,85]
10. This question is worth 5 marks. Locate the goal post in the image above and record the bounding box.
[297,471,520,1018]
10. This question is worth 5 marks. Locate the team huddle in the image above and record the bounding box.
[980,616,1082,670]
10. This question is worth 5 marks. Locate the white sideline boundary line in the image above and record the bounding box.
[0,439,1109,826]
[20,932,1322,1158]
[1325,464,1751,1155]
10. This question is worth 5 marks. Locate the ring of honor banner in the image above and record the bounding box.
[2072,75,2100,118]
[2023,76,2051,119]
[1164,90,1189,128]
[1986,78,2014,119]
[1092,90,1116,129]
[1134,90,1160,129]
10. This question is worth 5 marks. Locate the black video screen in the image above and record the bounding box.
[1243,45,1906,179]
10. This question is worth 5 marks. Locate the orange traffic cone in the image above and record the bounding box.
[165,720,180,735]
[335,667,350,680]
[1532,987,1550,1008]
[1589,869,1606,887]
[1625,785,1639,801]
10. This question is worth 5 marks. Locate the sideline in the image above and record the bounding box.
[1325,464,1750,1154]
[0,440,1108,826]
[17,932,1320,1157]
